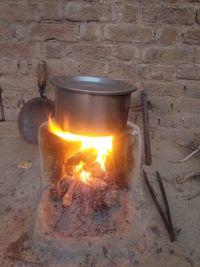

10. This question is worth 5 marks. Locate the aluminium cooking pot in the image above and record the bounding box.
[50,76,136,136]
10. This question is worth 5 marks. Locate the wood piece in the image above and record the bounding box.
[176,171,200,185]
[66,149,97,167]
[170,146,200,163]
[63,179,80,207]
[56,174,73,197]
[90,177,107,191]
[83,162,105,178]
[141,90,152,165]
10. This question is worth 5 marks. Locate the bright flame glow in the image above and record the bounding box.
[48,117,113,184]
[74,161,92,184]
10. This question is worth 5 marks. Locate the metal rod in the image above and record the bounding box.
[143,170,175,242]
[0,88,5,122]
[156,171,175,237]
[141,91,152,165]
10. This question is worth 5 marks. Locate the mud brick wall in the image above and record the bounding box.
[1,0,200,131]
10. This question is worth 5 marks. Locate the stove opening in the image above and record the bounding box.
[38,119,136,237]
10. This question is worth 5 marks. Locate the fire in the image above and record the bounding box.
[74,161,92,184]
[48,117,113,184]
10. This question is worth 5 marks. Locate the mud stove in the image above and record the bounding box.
[33,76,141,261]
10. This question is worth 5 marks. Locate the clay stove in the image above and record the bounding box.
[33,76,141,261]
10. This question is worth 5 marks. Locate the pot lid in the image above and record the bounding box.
[50,75,137,95]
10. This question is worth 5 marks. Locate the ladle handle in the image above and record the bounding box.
[37,60,47,97]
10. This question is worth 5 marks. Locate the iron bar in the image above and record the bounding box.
[141,91,152,165]
[143,170,175,242]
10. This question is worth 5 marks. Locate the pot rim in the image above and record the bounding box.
[50,75,137,96]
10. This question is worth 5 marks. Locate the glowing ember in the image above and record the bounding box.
[48,117,113,185]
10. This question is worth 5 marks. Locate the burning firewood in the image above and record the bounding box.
[65,148,97,167]
[83,162,105,178]
[90,177,107,191]
[63,178,80,207]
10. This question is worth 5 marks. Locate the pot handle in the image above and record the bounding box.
[37,60,47,97]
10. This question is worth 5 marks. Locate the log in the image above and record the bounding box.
[83,162,105,178]
[90,177,107,191]
[65,149,97,167]
[63,178,80,207]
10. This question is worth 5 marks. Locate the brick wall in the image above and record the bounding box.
[1,0,200,131]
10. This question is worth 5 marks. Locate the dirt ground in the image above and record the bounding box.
[0,121,200,267]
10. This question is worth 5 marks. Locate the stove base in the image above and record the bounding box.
[33,123,141,261]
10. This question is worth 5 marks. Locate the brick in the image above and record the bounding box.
[194,48,200,64]
[174,98,200,113]
[177,65,200,80]
[66,45,112,60]
[0,76,37,91]
[0,2,9,20]
[14,23,29,41]
[146,112,159,128]
[157,114,182,128]
[156,27,179,44]
[2,90,38,120]
[80,23,102,41]
[148,96,174,113]
[115,45,141,61]
[44,41,66,59]
[78,61,106,76]
[142,81,184,97]
[0,42,42,58]
[183,28,200,44]
[144,47,193,64]
[143,7,195,25]
[0,59,18,75]
[153,127,195,145]
[107,62,139,80]
[182,114,200,129]
[4,108,19,121]
[117,5,139,22]
[30,23,80,42]
[2,90,25,109]
[17,59,32,75]
[184,82,200,98]
[17,58,39,76]
[40,1,63,20]
[104,24,153,43]
[64,1,112,22]
[137,64,176,81]
[46,58,77,76]
[1,1,41,21]
[197,10,200,24]
[0,22,14,41]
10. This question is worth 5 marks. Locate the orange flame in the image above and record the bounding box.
[48,117,113,184]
